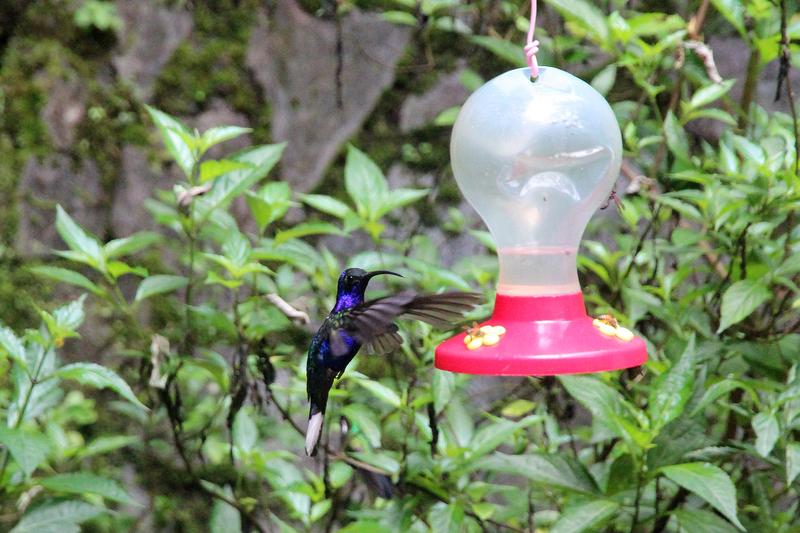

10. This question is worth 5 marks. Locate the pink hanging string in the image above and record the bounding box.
[525,0,540,79]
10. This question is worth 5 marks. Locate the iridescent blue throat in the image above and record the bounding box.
[332,290,364,313]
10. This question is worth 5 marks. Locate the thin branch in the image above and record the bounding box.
[629,471,643,533]
[265,293,310,324]
[653,487,688,533]
[198,483,269,533]
[778,0,799,177]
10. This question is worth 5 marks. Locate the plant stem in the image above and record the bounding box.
[629,461,644,533]
[739,47,761,130]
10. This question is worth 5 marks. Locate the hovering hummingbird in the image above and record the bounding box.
[305,268,481,456]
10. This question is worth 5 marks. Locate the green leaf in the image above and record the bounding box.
[475,453,598,494]
[135,275,189,302]
[710,0,746,37]
[222,232,251,268]
[233,410,258,453]
[328,462,353,490]
[591,64,617,96]
[690,379,753,417]
[469,230,496,251]
[648,336,695,431]
[786,443,800,485]
[195,143,286,222]
[10,501,104,533]
[107,261,148,279]
[501,399,536,418]
[470,35,525,66]
[661,462,744,530]
[674,508,740,533]
[752,412,779,457]
[342,404,381,448]
[344,145,388,220]
[39,472,135,505]
[145,105,196,179]
[76,435,138,460]
[559,375,631,440]
[0,426,50,477]
[104,231,162,259]
[310,499,332,522]
[433,106,460,126]
[685,107,738,126]
[28,266,104,296]
[55,206,104,268]
[717,279,771,333]
[299,194,353,219]
[338,521,385,533]
[664,110,690,161]
[74,0,122,31]
[689,80,735,109]
[51,295,87,335]
[0,326,28,369]
[210,486,242,533]
[200,126,252,153]
[433,370,455,415]
[245,182,292,232]
[731,135,765,165]
[54,362,148,410]
[200,159,253,183]
[544,0,609,45]
[657,195,702,220]
[551,499,619,533]
[376,188,429,218]
[348,450,400,475]
[446,401,474,447]
[354,378,401,408]
[382,10,418,26]
[274,222,344,245]
[428,501,465,533]
[470,502,495,521]
[469,415,542,459]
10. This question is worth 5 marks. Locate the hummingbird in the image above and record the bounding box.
[305,268,481,456]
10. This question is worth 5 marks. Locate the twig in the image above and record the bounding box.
[629,471,643,533]
[265,293,310,324]
[687,0,710,40]
[684,41,722,83]
[777,0,799,177]
[198,482,269,533]
[653,487,688,533]
[159,383,194,476]
[527,487,535,533]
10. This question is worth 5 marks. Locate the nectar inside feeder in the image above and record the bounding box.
[435,66,648,376]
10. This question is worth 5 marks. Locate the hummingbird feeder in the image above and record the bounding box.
[434,6,647,375]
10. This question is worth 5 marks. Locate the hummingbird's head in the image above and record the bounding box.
[336,268,402,300]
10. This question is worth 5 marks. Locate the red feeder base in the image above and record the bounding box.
[435,292,647,376]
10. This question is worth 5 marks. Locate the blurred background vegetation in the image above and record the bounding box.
[0,0,799,531]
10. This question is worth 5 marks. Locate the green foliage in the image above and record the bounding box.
[73,1,123,32]
[0,297,140,529]
[1,0,799,531]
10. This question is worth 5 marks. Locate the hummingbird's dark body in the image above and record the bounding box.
[304,268,480,456]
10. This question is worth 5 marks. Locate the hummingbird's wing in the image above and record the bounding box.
[330,290,481,356]
[365,326,403,355]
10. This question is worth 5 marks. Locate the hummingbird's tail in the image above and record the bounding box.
[305,407,324,456]
[306,366,336,456]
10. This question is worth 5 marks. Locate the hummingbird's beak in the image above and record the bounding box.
[366,270,403,279]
